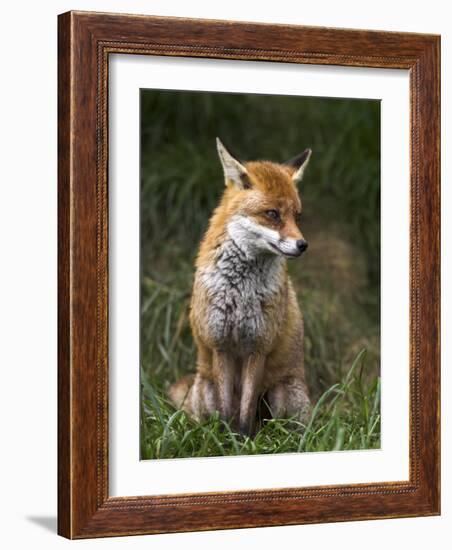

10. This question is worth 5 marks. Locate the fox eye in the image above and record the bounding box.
[295,212,302,226]
[265,209,280,221]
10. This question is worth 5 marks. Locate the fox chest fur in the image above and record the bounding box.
[193,237,287,356]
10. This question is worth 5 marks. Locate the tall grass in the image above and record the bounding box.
[141,350,380,459]
[140,90,381,458]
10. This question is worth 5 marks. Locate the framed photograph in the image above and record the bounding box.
[58,11,440,538]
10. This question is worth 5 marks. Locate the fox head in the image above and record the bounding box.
[216,137,311,259]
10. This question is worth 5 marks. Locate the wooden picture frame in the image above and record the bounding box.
[58,10,440,539]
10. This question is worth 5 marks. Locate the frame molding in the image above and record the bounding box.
[58,10,440,538]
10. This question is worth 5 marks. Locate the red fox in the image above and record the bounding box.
[169,138,311,435]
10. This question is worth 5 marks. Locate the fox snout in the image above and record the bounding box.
[276,236,308,258]
[279,224,308,257]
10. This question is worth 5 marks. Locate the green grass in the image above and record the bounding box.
[141,349,380,459]
[139,89,381,459]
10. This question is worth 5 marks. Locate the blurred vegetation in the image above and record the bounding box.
[140,90,381,459]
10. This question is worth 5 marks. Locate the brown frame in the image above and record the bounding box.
[58,10,440,539]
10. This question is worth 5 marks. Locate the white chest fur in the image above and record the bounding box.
[198,237,285,353]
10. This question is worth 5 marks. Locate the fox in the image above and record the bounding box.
[168,138,312,436]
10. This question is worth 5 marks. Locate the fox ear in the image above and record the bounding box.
[285,148,312,183]
[216,137,251,190]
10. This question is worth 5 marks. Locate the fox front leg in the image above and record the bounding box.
[239,354,266,436]
[212,350,236,422]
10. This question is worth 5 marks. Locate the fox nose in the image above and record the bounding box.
[296,239,308,253]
